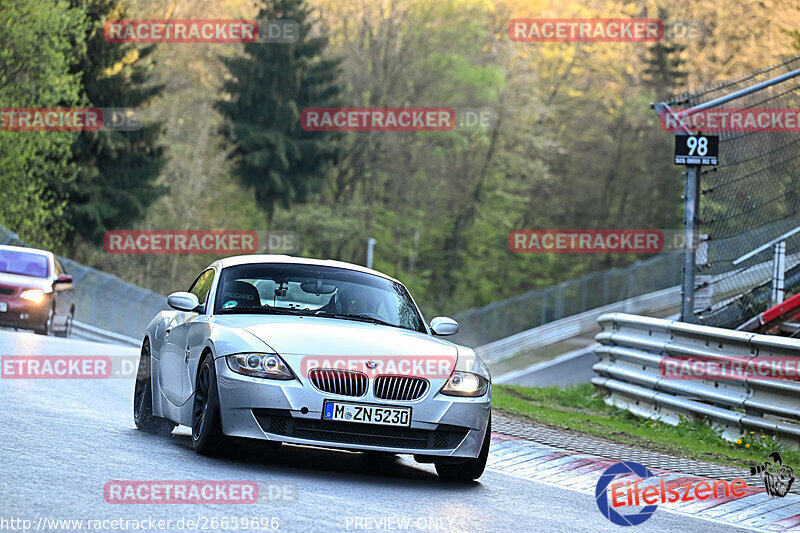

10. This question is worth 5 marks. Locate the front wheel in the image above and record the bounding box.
[55,308,74,338]
[435,416,491,482]
[34,306,54,336]
[133,340,176,434]
[191,352,231,455]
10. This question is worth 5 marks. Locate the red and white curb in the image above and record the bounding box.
[488,433,800,531]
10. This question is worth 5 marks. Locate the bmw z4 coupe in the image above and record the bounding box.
[134,255,492,481]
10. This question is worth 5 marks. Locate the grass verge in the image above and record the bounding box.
[493,383,800,469]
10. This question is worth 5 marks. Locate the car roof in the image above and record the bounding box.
[0,244,54,260]
[207,255,402,284]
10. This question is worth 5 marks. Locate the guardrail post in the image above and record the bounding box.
[366,237,376,269]
[580,276,588,310]
[771,240,786,305]
[555,283,565,320]
[540,290,548,324]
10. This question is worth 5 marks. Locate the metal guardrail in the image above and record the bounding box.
[477,285,680,365]
[450,253,683,347]
[71,321,141,348]
[592,313,800,446]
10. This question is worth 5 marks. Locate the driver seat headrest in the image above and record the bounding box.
[221,280,260,307]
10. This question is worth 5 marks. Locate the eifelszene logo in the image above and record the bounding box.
[595,462,659,526]
[595,460,749,526]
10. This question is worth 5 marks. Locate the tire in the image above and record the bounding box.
[191,352,231,455]
[435,416,491,482]
[55,308,74,338]
[34,306,54,336]
[133,340,176,434]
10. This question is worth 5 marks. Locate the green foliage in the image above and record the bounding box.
[494,384,800,467]
[65,0,167,248]
[0,0,86,251]
[217,0,342,230]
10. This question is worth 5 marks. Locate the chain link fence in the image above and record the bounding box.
[661,55,800,328]
[453,56,800,346]
[451,253,682,347]
[0,223,165,340]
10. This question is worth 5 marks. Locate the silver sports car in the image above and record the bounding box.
[134,255,492,481]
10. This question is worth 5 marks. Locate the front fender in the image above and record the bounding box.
[178,318,276,426]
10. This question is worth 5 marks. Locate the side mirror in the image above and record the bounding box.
[54,274,73,284]
[167,292,200,312]
[430,316,459,336]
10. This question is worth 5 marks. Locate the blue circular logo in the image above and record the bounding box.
[595,461,658,526]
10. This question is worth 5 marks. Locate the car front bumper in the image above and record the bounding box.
[0,297,49,330]
[213,356,491,459]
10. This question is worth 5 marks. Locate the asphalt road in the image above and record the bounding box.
[0,330,755,532]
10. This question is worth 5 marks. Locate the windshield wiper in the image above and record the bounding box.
[217,306,307,316]
[313,311,398,328]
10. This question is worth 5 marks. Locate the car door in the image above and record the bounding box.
[52,258,73,328]
[160,269,214,405]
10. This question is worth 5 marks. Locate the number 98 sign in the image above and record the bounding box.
[675,134,718,165]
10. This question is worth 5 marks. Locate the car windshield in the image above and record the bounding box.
[214,263,425,333]
[0,250,49,278]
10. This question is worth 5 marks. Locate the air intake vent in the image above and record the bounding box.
[252,411,469,451]
[374,375,429,401]
[309,368,368,397]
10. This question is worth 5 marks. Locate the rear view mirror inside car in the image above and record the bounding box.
[300,280,336,294]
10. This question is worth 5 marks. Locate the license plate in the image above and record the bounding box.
[0,302,6,312]
[323,401,411,427]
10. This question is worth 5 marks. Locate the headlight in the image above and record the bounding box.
[225,353,294,380]
[440,371,490,397]
[20,289,45,303]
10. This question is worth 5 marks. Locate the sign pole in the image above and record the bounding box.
[682,164,700,323]
[653,99,720,323]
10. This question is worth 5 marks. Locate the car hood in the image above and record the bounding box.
[215,315,457,357]
[0,272,51,291]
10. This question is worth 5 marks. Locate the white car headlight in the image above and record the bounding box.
[440,372,490,397]
[226,353,294,380]
[440,354,491,397]
[20,289,45,303]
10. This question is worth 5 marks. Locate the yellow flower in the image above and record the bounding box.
[750,431,754,434]
[746,444,750,448]
[736,439,742,444]
[761,436,766,439]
